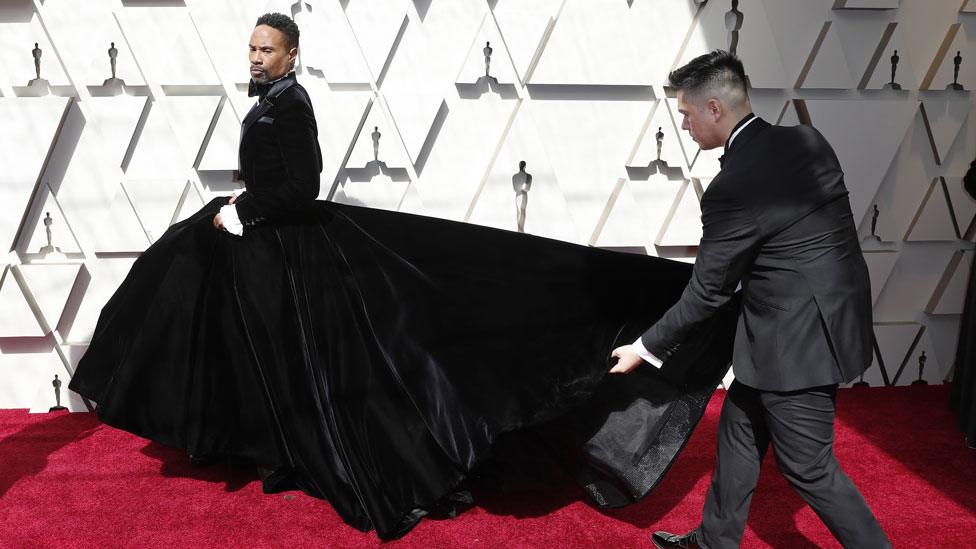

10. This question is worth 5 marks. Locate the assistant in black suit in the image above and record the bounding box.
[611,51,890,548]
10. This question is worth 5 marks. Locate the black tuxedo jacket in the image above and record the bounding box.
[641,117,872,392]
[234,72,322,226]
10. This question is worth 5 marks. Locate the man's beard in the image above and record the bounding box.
[251,66,269,83]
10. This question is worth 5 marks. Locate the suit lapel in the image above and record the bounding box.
[238,74,299,164]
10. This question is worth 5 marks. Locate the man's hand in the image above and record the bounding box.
[609,345,645,374]
[228,193,238,205]
[213,213,224,230]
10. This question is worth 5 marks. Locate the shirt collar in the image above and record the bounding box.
[725,113,757,152]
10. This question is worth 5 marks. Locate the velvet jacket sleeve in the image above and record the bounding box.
[640,182,762,362]
[234,90,321,224]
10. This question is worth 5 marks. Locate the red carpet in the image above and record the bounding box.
[1,386,973,548]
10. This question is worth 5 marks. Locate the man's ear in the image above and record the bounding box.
[289,47,298,67]
[706,98,722,122]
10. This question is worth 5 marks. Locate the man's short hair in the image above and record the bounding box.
[256,12,300,49]
[668,50,748,107]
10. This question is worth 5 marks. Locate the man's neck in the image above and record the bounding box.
[723,111,756,149]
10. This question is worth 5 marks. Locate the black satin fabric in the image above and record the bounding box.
[69,199,737,538]
[951,252,976,446]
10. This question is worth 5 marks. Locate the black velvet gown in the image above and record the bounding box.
[69,198,737,538]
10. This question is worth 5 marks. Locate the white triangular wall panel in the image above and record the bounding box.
[749,95,789,127]
[469,109,578,242]
[492,1,562,83]
[346,101,412,171]
[627,175,688,249]
[379,2,485,92]
[630,101,687,171]
[873,244,958,321]
[294,0,371,84]
[533,0,696,85]
[0,97,69,253]
[64,257,137,344]
[862,109,941,242]
[92,185,151,254]
[383,93,445,165]
[831,12,894,87]
[763,0,835,87]
[343,0,411,81]
[863,250,899,305]
[924,314,962,384]
[904,178,959,242]
[680,0,788,89]
[0,267,45,337]
[921,99,972,164]
[300,82,373,193]
[0,349,67,410]
[804,99,919,228]
[16,264,82,333]
[897,0,963,90]
[656,180,703,247]
[125,102,192,179]
[945,176,976,237]
[872,322,922,386]
[20,189,82,256]
[41,0,145,87]
[161,96,221,168]
[528,98,653,243]
[198,100,242,171]
[863,29,921,90]
[118,6,220,86]
[593,182,654,248]
[396,183,426,215]
[173,182,206,225]
[800,23,857,89]
[0,12,72,88]
[85,96,150,170]
[123,179,188,242]
[412,95,517,222]
[455,14,519,87]
[923,23,974,91]
[928,250,973,315]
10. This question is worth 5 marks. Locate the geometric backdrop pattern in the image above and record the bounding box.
[1,0,974,410]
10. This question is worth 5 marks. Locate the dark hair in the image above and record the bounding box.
[668,50,747,98]
[256,12,300,49]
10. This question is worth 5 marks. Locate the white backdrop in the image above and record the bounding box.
[0,0,974,411]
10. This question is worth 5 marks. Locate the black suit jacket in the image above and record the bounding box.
[641,117,872,392]
[234,72,323,226]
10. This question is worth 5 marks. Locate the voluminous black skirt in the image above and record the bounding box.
[70,198,737,539]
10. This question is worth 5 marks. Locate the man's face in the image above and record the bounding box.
[676,90,723,150]
[249,25,295,83]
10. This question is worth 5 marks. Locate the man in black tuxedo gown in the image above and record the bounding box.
[213,12,322,237]
[610,51,890,548]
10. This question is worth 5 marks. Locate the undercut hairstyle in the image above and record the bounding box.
[256,12,300,50]
[668,50,748,109]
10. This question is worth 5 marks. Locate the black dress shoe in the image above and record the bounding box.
[650,530,702,548]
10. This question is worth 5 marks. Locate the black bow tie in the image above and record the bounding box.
[719,154,726,168]
[247,79,271,99]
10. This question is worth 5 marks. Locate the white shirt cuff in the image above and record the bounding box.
[220,203,244,236]
[632,337,664,369]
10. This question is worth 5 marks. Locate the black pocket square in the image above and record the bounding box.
[257,116,274,125]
